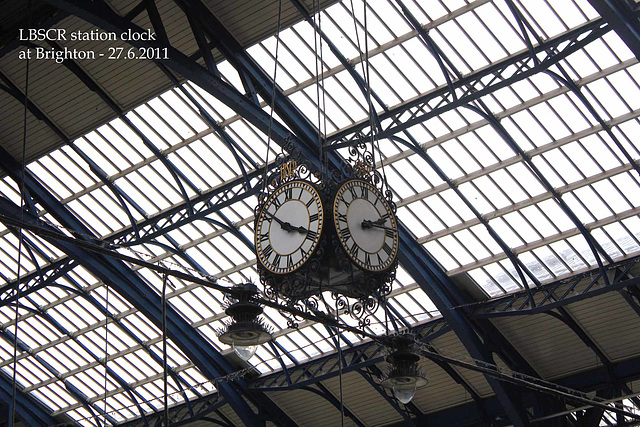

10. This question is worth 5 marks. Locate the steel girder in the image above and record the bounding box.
[119,252,640,425]
[0,327,119,426]
[0,369,60,427]
[174,1,538,424]
[39,0,533,423]
[473,255,640,318]
[254,320,449,391]
[0,149,265,426]
[587,0,640,61]
[18,1,624,425]
[328,18,610,145]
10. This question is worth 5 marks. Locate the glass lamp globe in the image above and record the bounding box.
[233,342,257,361]
[392,381,417,404]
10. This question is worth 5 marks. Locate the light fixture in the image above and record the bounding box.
[380,334,428,404]
[217,283,273,361]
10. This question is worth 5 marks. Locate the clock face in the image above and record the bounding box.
[333,180,398,272]
[255,180,324,274]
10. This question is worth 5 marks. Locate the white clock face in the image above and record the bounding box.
[333,180,398,272]
[255,180,323,274]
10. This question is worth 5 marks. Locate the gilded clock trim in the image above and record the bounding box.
[255,180,324,274]
[333,179,399,272]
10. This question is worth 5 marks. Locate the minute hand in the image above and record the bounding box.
[362,219,396,232]
[264,211,308,234]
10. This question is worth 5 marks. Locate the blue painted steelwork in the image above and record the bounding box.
[0,63,146,238]
[356,368,416,424]
[388,132,538,305]
[473,250,640,318]
[253,319,449,390]
[329,19,610,144]
[0,327,117,427]
[169,1,533,422]
[21,2,626,426]
[321,323,423,421]
[144,8,257,188]
[0,149,263,426]
[174,0,319,151]
[56,44,196,217]
[120,394,226,427]
[0,369,61,427]
[395,225,530,425]
[467,104,612,281]
[0,260,75,307]
[392,0,459,100]
[0,70,254,417]
[499,2,640,322]
[588,0,640,61]
[0,227,156,424]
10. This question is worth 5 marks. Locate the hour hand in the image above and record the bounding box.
[362,219,395,231]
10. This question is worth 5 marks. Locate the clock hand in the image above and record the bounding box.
[361,219,395,232]
[263,211,293,231]
[263,211,308,234]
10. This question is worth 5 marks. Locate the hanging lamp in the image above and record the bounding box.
[217,283,273,361]
[380,334,428,404]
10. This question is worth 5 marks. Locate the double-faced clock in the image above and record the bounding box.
[255,180,324,274]
[333,179,399,272]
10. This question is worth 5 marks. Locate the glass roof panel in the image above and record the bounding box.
[1,0,639,422]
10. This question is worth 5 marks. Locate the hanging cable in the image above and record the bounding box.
[361,1,389,192]
[312,0,328,171]
[261,0,284,192]
[313,0,322,165]
[363,0,376,165]
[336,328,345,427]
[103,283,110,427]
[11,2,31,423]
[318,1,328,170]
[162,272,169,426]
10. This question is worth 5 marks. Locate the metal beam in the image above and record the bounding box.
[588,0,640,61]
[173,1,533,423]
[0,146,262,426]
[472,255,640,318]
[0,370,60,427]
[0,327,117,426]
[328,19,609,144]
[252,319,449,390]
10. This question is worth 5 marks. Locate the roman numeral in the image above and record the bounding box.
[350,241,359,258]
[306,230,317,240]
[349,186,358,199]
[263,244,273,258]
[338,212,347,223]
[287,255,294,268]
[365,252,372,265]
[361,185,369,198]
[385,229,394,238]
[340,228,351,240]
[272,253,281,267]
[272,196,282,209]
[284,187,293,199]
[306,198,314,207]
[382,242,392,256]
[309,213,319,223]
[259,232,269,242]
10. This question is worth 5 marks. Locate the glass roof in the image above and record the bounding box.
[1,0,640,424]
